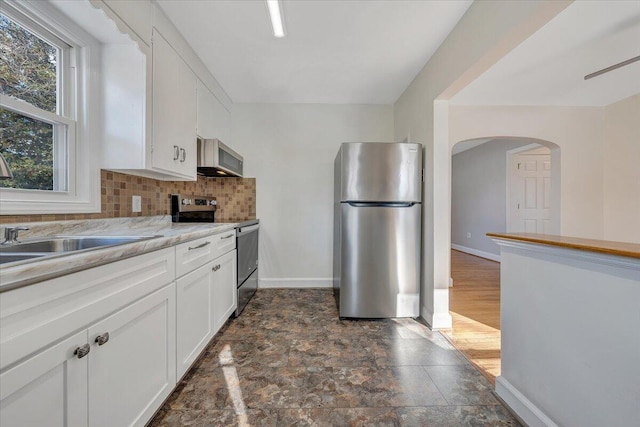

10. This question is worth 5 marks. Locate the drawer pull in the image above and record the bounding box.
[221,234,235,240]
[95,332,110,346]
[75,344,90,359]
[212,264,221,271]
[188,241,211,250]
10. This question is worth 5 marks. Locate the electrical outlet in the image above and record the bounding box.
[466,232,471,239]
[132,195,142,213]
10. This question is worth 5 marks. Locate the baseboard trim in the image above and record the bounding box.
[495,376,558,427]
[259,278,333,289]
[421,305,452,330]
[452,244,501,262]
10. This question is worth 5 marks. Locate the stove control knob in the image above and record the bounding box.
[182,198,190,205]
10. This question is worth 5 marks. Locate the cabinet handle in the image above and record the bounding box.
[188,241,211,250]
[221,234,234,240]
[212,264,221,271]
[75,344,90,359]
[180,148,186,162]
[95,332,110,346]
[173,145,180,161]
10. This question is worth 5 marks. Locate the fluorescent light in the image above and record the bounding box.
[266,0,286,38]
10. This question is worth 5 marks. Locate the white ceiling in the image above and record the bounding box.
[451,1,640,107]
[157,0,472,104]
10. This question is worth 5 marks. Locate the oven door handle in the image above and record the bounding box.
[237,224,259,234]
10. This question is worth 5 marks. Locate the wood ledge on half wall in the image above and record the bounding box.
[486,232,640,260]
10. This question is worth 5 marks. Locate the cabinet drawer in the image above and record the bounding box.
[214,229,237,259]
[0,247,175,370]
[175,230,236,278]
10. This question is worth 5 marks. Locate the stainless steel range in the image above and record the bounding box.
[235,220,259,316]
[170,194,258,316]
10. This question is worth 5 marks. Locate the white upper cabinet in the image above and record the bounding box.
[197,79,231,143]
[152,29,197,179]
[98,0,235,181]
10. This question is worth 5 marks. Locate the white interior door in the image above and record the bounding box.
[510,152,551,234]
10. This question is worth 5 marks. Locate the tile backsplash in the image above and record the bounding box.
[0,170,256,224]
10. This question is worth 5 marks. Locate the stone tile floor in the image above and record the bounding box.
[150,289,520,426]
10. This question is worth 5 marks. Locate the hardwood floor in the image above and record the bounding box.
[442,250,501,384]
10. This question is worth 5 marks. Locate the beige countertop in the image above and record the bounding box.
[0,216,237,292]
[486,232,640,260]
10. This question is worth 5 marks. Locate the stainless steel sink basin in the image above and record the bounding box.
[0,236,155,254]
[0,235,160,265]
[0,253,46,264]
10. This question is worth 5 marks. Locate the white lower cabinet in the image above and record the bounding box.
[176,261,214,378]
[176,249,237,378]
[1,231,238,427]
[212,249,237,332]
[88,284,176,427]
[0,284,175,427]
[0,331,89,427]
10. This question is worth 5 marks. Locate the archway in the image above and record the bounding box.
[444,136,561,382]
[450,136,561,244]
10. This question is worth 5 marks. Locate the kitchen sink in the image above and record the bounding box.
[0,253,47,264]
[0,235,161,265]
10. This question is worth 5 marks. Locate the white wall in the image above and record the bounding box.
[494,240,640,427]
[393,0,571,328]
[231,104,394,287]
[449,105,606,240]
[451,140,531,258]
[603,94,640,244]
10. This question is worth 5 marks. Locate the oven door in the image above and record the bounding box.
[237,269,258,317]
[237,224,259,286]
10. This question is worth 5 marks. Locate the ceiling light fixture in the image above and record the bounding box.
[266,0,286,38]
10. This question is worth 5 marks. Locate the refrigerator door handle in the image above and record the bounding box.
[346,202,416,208]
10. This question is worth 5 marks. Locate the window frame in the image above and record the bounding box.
[0,0,100,215]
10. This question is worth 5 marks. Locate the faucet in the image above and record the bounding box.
[2,227,29,244]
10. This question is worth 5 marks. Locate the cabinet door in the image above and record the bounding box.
[176,262,214,379]
[196,79,231,143]
[196,79,216,139]
[0,331,88,427]
[88,284,176,427]
[152,29,197,179]
[212,249,237,332]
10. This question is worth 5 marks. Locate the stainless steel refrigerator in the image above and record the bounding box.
[333,142,422,318]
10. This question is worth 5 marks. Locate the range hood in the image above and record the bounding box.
[197,138,243,177]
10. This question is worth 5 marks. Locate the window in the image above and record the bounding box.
[0,1,99,214]
[0,11,72,191]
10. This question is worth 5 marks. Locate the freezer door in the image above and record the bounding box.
[340,142,422,202]
[340,202,421,318]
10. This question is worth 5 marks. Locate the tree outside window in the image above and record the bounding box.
[1,13,61,191]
